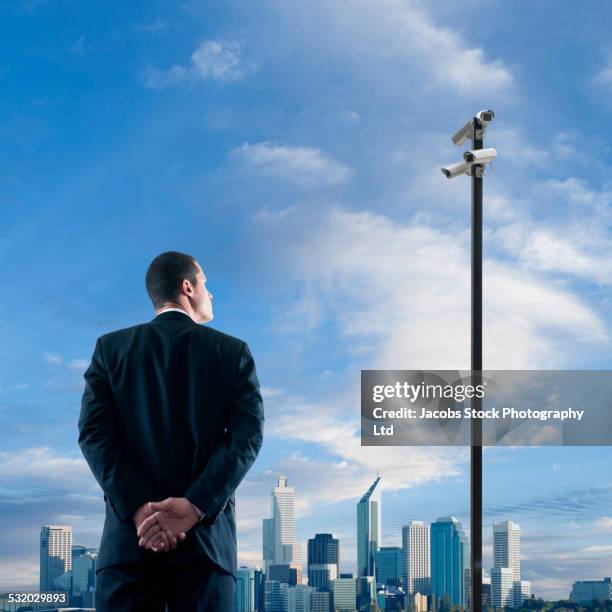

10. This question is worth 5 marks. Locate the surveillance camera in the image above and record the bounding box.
[463,147,497,165]
[475,109,494,123]
[451,109,495,146]
[441,160,472,179]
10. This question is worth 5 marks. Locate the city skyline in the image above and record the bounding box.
[28,474,612,611]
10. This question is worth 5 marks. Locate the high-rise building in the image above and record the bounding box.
[570,577,612,603]
[308,563,338,592]
[310,590,331,612]
[357,476,381,578]
[40,526,72,592]
[357,575,376,611]
[287,584,315,612]
[254,568,266,612]
[492,520,523,607]
[375,546,402,588]
[71,546,97,608]
[402,521,430,594]
[269,564,292,585]
[262,475,296,574]
[263,517,275,574]
[332,576,358,611]
[482,579,492,608]
[237,566,256,612]
[273,475,295,565]
[308,533,339,566]
[493,521,520,582]
[430,517,468,607]
[308,533,339,590]
[291,540,306,583]
[491,567,514,608]
[514,580,532,607]
[265,579,289,612]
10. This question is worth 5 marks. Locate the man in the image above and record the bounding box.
[78,251,264,611]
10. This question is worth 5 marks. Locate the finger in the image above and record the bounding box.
[178,532,187,542]
[136,512,160,538]
[139,522,162,548]
[147,532,165,551]
[153,530,171,553]
[147,531,169,552]
[167,529,178,550]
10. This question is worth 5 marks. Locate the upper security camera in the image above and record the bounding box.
[451,109,495,146]
[464,147,497,165]
[441,160,472,179]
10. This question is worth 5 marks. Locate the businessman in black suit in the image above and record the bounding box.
[78,251,264,611]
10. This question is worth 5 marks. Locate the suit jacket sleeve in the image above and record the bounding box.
[78,337,156,524]
[184,341,264,523]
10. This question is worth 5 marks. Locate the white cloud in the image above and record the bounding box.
[0,447,93,487]
[144,40,252,89]
[43,352,62,365]
[263,0,514,98]
[492,126,550,168]
[260,206,606,369]
[591,516,612,529]
[68,358,90,370]
[190,40,244,80]
[144,65,187,90]
[230,141,353,187]
[592,57,612,89]
[0,558,39,592]
[261,387,467,508]
[491,216,612,286]
[582,543,612,554]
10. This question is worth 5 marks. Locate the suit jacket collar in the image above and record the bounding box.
[151,310,198,323]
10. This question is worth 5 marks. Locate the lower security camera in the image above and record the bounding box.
[441,161,471,179]
[464,147,497,164]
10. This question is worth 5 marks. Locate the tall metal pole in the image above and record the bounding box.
[471,118,484,612]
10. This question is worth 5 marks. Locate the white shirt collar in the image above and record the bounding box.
[156,306,195,321]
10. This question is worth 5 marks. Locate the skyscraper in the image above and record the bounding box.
[237,566,256,612]
[332,576,358,611]
[375,546,402,588]
[491,567,514,608]
[493,520,520,583]
[273,475,295,564]
[430,517,468,607]
[263,517,275,574]
[491,520,529,607]
[287,584,315,612]
[40,526,72,592]
[71,546,97,608]
[308,534,339,566]
[307,533,339,591]
[262,475,296,574]
[402,521,430,594]
[357,476,381,578]
[265,580,289,612]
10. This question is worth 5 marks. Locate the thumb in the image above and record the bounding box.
[150,498,174,510]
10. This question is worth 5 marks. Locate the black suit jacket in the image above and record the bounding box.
[77,310,264,578]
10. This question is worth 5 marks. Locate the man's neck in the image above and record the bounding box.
[156,305,195,321]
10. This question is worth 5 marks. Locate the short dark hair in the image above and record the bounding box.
[145,251,199,308]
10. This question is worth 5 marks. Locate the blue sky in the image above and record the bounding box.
[1,0,612,599]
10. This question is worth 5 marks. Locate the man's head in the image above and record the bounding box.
[145,251,213,323]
